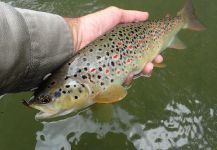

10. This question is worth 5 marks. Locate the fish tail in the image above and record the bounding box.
[178,0,206,31]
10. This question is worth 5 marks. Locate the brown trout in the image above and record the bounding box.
[24,0,205,119]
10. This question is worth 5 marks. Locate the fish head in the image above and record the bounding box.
[26,78,93,119]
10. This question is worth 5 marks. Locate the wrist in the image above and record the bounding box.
[64,17,81,53]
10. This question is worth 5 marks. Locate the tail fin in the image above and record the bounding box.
[178,0,206,31]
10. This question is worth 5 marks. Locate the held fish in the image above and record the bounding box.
[24,0,205,119]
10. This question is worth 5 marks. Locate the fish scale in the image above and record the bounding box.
[70,16,183,92]
[26,0,206,119]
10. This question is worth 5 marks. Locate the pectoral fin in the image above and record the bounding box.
[169,37,186,49]
[94,85,127,103]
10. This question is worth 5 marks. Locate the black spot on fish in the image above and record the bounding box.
[65,76,69,80]
[98,67,102,71]
[111,79,114,83]
[120,54,122,60]
[111,61,115,67]
[97,75,101,79]
[79,88,82,93]
[83,58,87,61]
[62,91,66,94]
[87,63,90,66]
[96,56,101,60]
[84,67,88,71]
[78,69,82,73]
[106,52,109,56]
[87,74,91,79]
[74,96,78,99]
[100,82,104,86]
[74,74,77,78]
[65,85,70,88]
[98,48,102,51]
[81,84,85,88]
[82,75,87,79]
[59,88,62,91]
[74,85,76,87]
[89,49,93,52]
[68,63,71,65]
[54,91,61,97]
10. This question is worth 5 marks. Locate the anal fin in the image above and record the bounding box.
[169,37,186,49]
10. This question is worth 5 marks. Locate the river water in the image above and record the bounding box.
[0,0,216,149]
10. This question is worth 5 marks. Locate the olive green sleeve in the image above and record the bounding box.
[0,2,74,94]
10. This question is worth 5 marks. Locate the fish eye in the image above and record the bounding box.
[39,95,52,104]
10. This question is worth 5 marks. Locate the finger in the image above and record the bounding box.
[153,55,163,64]
[79,7,149,49]
[143,62,153,75]
[123,73,134,86]
[120,10,149,23]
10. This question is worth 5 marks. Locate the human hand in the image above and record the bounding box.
[64,6,163,79]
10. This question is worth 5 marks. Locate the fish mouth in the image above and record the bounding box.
[22,96,35,107]
[29,104,59,120]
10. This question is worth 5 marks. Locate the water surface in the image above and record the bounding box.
[0,0,216,149]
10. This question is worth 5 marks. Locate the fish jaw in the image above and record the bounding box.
[34,108,75,120]
[30,103,60,119]
[31,97,95,120]
[35,111,58,120]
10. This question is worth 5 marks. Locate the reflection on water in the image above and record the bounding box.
[0,0,216,149]
[36,100,208,150]
[6,0,105,16]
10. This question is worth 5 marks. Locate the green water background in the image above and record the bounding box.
[0,0,216,149]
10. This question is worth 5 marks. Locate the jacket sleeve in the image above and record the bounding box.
[0,2,74,94]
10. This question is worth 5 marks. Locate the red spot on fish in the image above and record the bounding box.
[137,55,142,59]
[116,69,121,74]
[137,40,143,44]
[105,69,110,74]
[126,58,132,63]
[117,41,123,46]
[128,44,132,49]
[112,54,118,59]
[90,68,96,73]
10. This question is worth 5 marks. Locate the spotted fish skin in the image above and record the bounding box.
[27,0,205,119]
[67,16,184,91]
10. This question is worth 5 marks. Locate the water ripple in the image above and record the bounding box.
[35,100,208,150]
